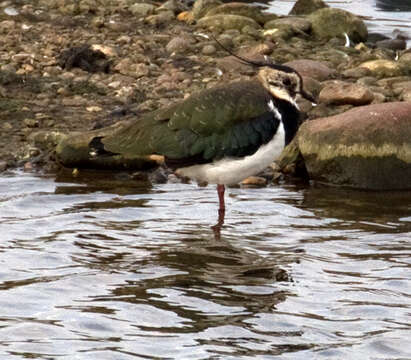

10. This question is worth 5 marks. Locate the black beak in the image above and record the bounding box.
[301,89,316,104]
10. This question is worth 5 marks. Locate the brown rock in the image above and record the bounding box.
[145,11,175,26]
[166,36,194,53]
[319,80,374,106]
[0,160,7,172]
[298,102,411,189]
[284,59,335,81]
[216,56,256,74]
[202,44,216,55]
[177,11,194,24]
[241,176,267,187]
[196,14,261,31]
[401,90,411,102]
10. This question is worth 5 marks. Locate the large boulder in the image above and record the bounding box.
[290,0,328,15]
[298,102,411,189]
[308,8,368,42]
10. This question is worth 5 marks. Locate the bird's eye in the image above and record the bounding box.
[283,78,292,86]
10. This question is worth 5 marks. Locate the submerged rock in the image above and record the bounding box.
[298,102,411,189]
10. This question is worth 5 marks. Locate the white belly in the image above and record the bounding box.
[176,123,285,185]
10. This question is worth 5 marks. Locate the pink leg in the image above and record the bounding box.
[217,184,225,211]
[212,184,226,240]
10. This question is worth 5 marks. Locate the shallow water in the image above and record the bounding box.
[1,1,411,359]
[270,0,411,40]
[0,170,410,359]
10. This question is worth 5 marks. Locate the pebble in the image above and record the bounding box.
[202,44,216,55]
[2,122,13,130]
[0,20,15,32]
[0,161,7,172]
[86,106,103,112]
[241,176,267,187]
[24,162,33,171]
[23,118,39,128]
[166,37,192,53]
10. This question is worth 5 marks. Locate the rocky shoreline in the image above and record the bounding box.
[1,0,410,189]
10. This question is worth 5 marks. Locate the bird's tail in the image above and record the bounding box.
[88,136,119,158]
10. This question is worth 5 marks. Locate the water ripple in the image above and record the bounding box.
[0,167,410,359]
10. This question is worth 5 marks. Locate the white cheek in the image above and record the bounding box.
[268,100,282,120]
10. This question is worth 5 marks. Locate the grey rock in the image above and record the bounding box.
[264,17,311,33]
[289,0,328,15]
[129,3,156,17]
[166,36,194,53]
[342,67,372,79]
[145,10,175,26]
[376,38,406,51]
[192,0,222,19]
[202,44,217,55]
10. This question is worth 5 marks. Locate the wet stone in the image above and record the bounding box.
[0,160,7,172]
[241,176,267,187]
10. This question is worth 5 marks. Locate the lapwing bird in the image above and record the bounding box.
[89,48,313,230]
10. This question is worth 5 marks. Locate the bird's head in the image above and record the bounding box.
[257,66,301,105]
[212,36,315,105]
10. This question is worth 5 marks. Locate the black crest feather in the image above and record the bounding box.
[212,35,296,74]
